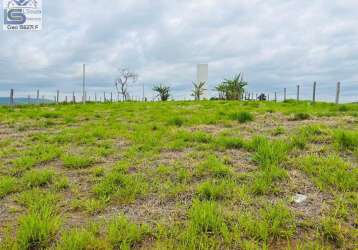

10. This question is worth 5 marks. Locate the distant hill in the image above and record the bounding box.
[0,97,53,105]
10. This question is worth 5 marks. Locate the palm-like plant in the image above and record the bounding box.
[192,81,207,100]
[153,84,170,101]
[215,73,247,100]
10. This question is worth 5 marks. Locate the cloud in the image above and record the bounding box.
[0,0,357,102]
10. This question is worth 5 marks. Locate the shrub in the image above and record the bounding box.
[229,111,254,123]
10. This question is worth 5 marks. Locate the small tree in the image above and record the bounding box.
[215,73,247,100]
[114,68,138,101]
[192,81,207,101]
[153,84,170,101]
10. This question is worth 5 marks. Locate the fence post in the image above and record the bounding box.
[111,92,113,102]
[65,96,68,103]
[284,88,287,101]
[104,92,106,102]
[95,92,97,102]
[274,92,277,102]
[312,82,316,103]
[10,89,14,106]
[336,82,341,104]
[296,85,300,101]
[72,92,75,103]
[28,95,31,104]
[267,93,270,101]
[36,90,40,104]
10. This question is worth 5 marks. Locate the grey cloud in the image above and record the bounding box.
[0,0,357,102]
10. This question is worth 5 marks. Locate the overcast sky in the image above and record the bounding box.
[1,0,358,102]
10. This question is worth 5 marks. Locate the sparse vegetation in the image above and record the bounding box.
[0,100,357,249]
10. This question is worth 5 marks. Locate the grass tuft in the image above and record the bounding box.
[229,111,254,123]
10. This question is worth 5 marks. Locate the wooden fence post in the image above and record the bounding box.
[111,92,113,102]
[10,89,14,105]
[296,85,300,101]
[104,92,106,102]
[284,88,287,101]
[312,82,316,103]
[274,92,277,102]
[336,82,341,104]
[95,92,97,102]
[36,90,40,104]
[72,92,75,103]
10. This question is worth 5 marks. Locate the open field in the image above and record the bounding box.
[0,100,357,249]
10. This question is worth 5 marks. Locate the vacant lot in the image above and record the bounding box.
[0,100,357,249]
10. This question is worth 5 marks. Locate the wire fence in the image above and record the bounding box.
[2,81,353,106]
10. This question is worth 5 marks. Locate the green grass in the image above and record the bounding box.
[107,215,150,249]
[290,112,310,121]
[197,179,236,200]
[0,100,357,249]
[300,155,357,192]
[334,129,358,151]
[188,200,227,234]
[229,111,254,123]
[22,169,55,188]
[196,155,233,178]
[0,176,17,198]
[61,154,95,169]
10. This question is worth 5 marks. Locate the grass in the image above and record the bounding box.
[334,129,358,150]
[299,155,357,192]
[61,154,95,169]
[107,215,150,249]
[290,112,310,121]
[0,176,17,198]
[229,111,254,123]
[197,179,236,200]
[22,169,55,188]
[0,100,357,249]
